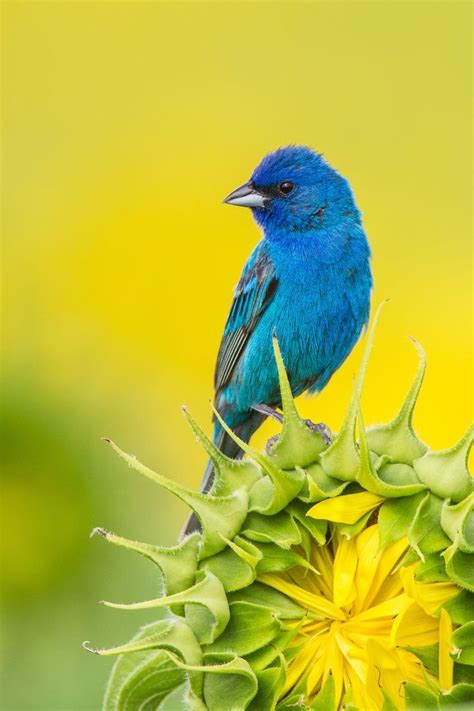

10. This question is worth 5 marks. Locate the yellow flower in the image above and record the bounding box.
[259,524,458,710]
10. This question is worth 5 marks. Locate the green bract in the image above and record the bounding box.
[86,306,474,710]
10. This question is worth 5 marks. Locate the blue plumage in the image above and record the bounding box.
[189,146,372,523]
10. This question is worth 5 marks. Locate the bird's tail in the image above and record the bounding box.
[179,413,265,538]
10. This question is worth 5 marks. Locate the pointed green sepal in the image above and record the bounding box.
[357,409,426,497]
[246,627,300,673]
[415,552,450,582]
[205,601,281,656]
[254,541,318,575]
[102,569,229,645]
[404,682,440,709]
[311,674,336,710]
[183,406,261,496]
[91,527,200,596]
[102,620,195,711]
[248,656,286,711]
[266,337,328,469]
[163,651,258,711]
[443,542,474,592]
[213,407,305,515]
[367,338,427,463]
[286,499,327,545]
[320,301,386,481]
[103,438,248,558]
[441,493,474,552]
[378,492,426,550]
[451,622,474,665]
[439,683,474,707]
[85,616,202,669]
[228,581,305,620]
[413,424,474,503]
[337,509,374,539]
[408,492,451,561]
[443,589,474,625]
[297,462,350,503]
[241,511,302,549]
[200,536,261,592]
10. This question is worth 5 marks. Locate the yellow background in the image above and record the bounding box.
[2,2,472,709]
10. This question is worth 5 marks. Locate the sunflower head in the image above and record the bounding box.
[86,306,474,710]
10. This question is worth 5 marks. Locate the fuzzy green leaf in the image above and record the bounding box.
[200,545,257,593]
[443,543,474,592]
[91,528,200,596]
[415,553,450,582]
[103,621,188,711]
[378,492,425,549]
[228,581,305,620]
[242,511,302,549]
[286,499,327,545]
[405,682,440,709]
[205,601,281,656]
[413,424,474,503]
[443,590,474,625]
[451,622,474,665]
[103,438,248,559]
[254,541,317,574]
[248,661,286,711]
[357,410,426,498]
[201,653,258,711]
[439,683,474,708]
[405,644,438,675]
[213,406,306,516]
[408,493,451,560]
[367,338,427,463]
[183,407,261,496]
[441,493,474,553]
[266,338,328,469]
[320,301,386,481]
[298,462,350,503]
[311,674,336,710]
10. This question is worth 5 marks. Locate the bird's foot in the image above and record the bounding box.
[264,419,332,455]
[303,420,332,445]
[265,433,280,455]
[252,403,283,423]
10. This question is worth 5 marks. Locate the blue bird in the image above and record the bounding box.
[183,146,372,534]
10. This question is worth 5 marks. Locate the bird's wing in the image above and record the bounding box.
[214,240,278,394]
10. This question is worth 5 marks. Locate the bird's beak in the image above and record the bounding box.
[222,182,267,208]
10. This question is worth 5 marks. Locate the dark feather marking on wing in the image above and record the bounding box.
[214,247,278,394]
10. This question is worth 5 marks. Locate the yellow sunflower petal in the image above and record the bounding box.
[390,600,439,647]
[311,544,334,599]
[322,623,344,706]
[258,573,346,620]
[305,639,327,694]
[353,525,381,612]
[366,639,407,710]
[363,537,409,609]
[350,593,409,622]
[439,608,453,691]
[400,564,458,615]
[333,536,358,608]
[283,632,326,695]
[346,664,380,711]
[307,492,384,524]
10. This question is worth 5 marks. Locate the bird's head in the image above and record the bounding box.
[223,145,360,232]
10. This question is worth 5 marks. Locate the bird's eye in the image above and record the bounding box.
[279,181,294,195]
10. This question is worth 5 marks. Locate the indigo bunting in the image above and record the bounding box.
[184,146,372,534]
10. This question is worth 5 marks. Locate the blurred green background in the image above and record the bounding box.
[2,1,472,709]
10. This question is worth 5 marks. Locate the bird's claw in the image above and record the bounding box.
[252,403,283,423]
[265,420,332,454]
[303,420,332,445]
